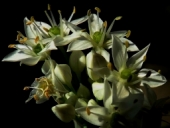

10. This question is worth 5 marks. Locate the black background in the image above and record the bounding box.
[1,1,170,127]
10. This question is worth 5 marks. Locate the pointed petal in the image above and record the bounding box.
[127,44,150,69]
[75,106,108,126]
[92,82,104,100]
[103,39,112,49]
[20,56,42,66]
[71,15,88,25]
[63,20,82,33]
[112,35,126,71]
[90,14,103,34]
[67,39,93,52]
[2,50,33,62]
[91,67,111,79]
[103,78,112,110]
[138,68,167,87]
[75,98,88,108]
[87,99,99,106]
[119,37,139,52]
[38,41,57,54]
[41,59,56,75]
[111,30,127,38]
[77,83,90,99]
[99,49,110,62]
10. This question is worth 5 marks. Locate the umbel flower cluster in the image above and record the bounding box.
[2,5,169,128]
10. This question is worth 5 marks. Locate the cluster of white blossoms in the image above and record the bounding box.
[2,5,168,128]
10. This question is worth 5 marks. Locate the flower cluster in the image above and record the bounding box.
[2,5,169,128]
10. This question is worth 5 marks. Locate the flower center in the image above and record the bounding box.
[120,69,132,79]
[93,31,102,43]
[49,26,60,35]
[33,44,43,54]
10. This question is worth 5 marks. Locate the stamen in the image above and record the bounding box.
[58,10,63,37]
[86,107,91,115]
[68,6,76,22]
[44,10,54,27]
[19,37,27,43]
[8,44,16,48]
[107,62,113,70]
[126,30,131,38]
[43,27,49,32]
[47,4,51,10]
[23,86,30,90]
[45,91,50,99]
[17,31,25,38]
[16,34,21,41]
[158,70,161,73]
[103,21,107,27]
[98,21,107,46]
[87,9,92,36]
[94,7,101,13]
[26,16,35,25]
[47,4,57,26]
[35,36,39,43]
[87,9,91,16]
[143,56,146,62]
[115,16,122,20]
[33,95,39,101]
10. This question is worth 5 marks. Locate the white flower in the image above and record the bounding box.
[76,78,144,127]
[91,35,166,91]
[2,18,57,66]
[67,8,138,62]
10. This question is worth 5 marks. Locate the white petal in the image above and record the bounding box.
[67,39,93,52]
[77,83,90,99]
[75,106,108,126]
[143,84,157,106]
[90,14,103,34]
[2,50,33,62]
[63,20,82,33]
[54,64,72,87]
[98,49,110,62]
[91,67,111,79]
[52,104,75,123]
[41,59,56,75]
[112,35,126,71]
[92,82,104,100]
[87,99,99,106]
[138,68,167,87]
[20,56,42,66]
[127,44,150,69]
[103,78,112,110]
[103,39,112,49]
[119,37,139,52]
[111,30,127,38]
[71,15,88,25]
[75,98,88,108]
[73,120,82,128]
[38,41,57,54]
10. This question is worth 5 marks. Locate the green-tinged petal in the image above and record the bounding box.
[119,37,139,52]
[2,50,33,62]
[103,78,112,111]
[97,48,110,62]
[92,82,104,100]
[75,98,88,108]
[54,64,72,87]
[90,14,103,34]
[138,68,167,87]
[87,99,99,106]
[69,50,86,77]
[67,39,93,52]
[41,59,56,75]
[90,67,111,79]
[63,20,82,33]
[65,92,78,106]
[20,56,42,66]
[143,83,157,106]
[71,15,88,25]
[111,30,127,38]
[127,44,150,69]
[73,120,82,128]
[38,41,57,54]
[75,106,108,126]
[77,83,90,99]
[52,104,75,123]
[54,32,80,46]
[111,35,127,71]
[103,39,112,49]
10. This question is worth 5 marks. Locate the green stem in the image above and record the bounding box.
[58,46,69,63]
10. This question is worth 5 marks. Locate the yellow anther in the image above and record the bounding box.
[125,41,129,48]
[143,56,147,61]
[48,4,51,10]
[43,27,49,32]
[86,107,91,115]
[26,16,35,25]
[107,62,113,70]
[26,21,32,25]
[115,16,122,20]
[35,78,41,81]
[95,7,101,13]
[35,36,39,43]
[126,30,131,38]
[58,10,61,14]
[16,34,21,41]
[87,9,91,16]
[23,86,30,91]
[19,37,28,43]
[73,6,76,14]
[30,16,35,22]
[103,21,107,27]
[8,44,16,48]
[33,95,39,101]
[158,70,161,73]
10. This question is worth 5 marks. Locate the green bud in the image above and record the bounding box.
[120,69,132,79]
[93,31,102,43]
[33,44,42,54]
[49,26,60,35]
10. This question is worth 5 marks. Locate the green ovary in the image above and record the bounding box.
[120,69,132,79]
[49,26,60,35]
[33,44,43,54]
[93,31,102,43]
